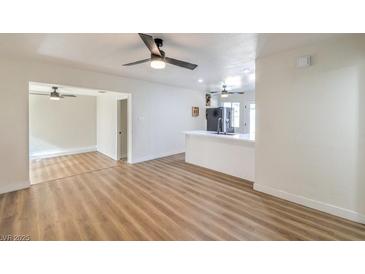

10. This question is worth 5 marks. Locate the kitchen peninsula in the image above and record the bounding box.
[184,131,255,181]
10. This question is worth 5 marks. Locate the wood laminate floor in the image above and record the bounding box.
[0,152,364,240]
[30,152,119,184]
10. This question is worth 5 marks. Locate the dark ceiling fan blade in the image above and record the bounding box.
[165,57,198,70]
[29,92,49,96]
[62,94,77,97]
[138,33,162,57]
[207,91,220,94]
[230,91,245,94]
[123,58,151,66]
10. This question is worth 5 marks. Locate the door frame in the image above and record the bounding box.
[117,96,132,162]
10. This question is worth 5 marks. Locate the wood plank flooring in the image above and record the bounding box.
[30,152,119,184]
[1,152,364,240]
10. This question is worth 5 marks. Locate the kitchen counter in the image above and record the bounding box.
[184,130,255,143]
[184,130,255,181]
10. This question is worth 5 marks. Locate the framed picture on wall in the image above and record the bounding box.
[192,107,199,117]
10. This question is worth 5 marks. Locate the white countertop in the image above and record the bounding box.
[184,130,255,143]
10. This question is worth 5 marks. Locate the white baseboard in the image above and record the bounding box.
[30,146,97,160]
[0,180,30,195]
[131,149,185,164]
[254,183,365,224]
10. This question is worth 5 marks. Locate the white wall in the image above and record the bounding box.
[218,91,255,133]
[29,94,96,158]
[96,94,128,160]
[0,56,205,194]
[96,95,118,160]
[185,134,255,181]
[255,35,365,223]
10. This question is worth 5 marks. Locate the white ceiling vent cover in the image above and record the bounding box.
[296,55,311,68]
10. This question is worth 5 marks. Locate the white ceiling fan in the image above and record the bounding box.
[30,86,77,101]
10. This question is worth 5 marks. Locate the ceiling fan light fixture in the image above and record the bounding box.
[150,54,165,69]
[50,91,61,100]
[221,84,229,98]
[50,95,60,100]
[150,59,166,69]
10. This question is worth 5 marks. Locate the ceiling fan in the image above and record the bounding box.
[30,86,77,101]
[207,84,245,98]
[123,33,198,70]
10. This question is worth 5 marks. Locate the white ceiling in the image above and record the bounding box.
[29,82,128,99]
[1,33,342,91]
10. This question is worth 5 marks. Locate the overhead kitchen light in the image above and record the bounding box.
[243,68,250,74]
[198,78,204,83]
[150,55,166,69]
[221,93,229,98]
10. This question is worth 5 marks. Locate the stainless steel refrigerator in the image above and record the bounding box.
[206,107,234,133]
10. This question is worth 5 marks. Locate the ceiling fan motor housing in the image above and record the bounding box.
[151,50,165,60]
[154,38,163,48]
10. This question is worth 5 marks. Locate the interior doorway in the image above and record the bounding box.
[96,92,132,163]
[28,81,133,185]
[117,99,128,160]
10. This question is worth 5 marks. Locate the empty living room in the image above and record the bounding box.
[0,1,364,273]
